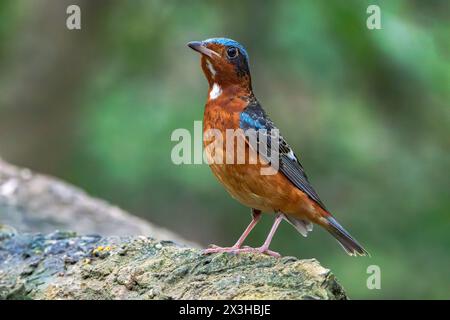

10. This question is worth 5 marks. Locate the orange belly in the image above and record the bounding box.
[205,136,323,223]
[203,102,326,224]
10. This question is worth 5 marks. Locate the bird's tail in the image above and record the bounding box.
[324,216,369,257]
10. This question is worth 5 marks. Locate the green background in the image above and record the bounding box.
[0,0,448,299]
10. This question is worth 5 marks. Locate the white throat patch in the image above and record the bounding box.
[209,83,222,100]
[206,60,216,77]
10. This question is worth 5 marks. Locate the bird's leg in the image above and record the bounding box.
[203,209,261,254]
[255,213,283,257]
[231,209,262,248]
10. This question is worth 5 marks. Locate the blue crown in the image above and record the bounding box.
[203,38,249,62]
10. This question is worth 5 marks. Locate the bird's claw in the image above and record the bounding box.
[257,247,281,258]
[235,245,281,257]
[203,245,281,258]
[203,246,241,255]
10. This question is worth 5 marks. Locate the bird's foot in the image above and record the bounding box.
[244,246,281,258]
[203,245,281,258]
[232,246,281,257]
[203,245,245,255]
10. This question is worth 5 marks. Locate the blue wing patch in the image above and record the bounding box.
[240,112,266,130]
[239,100,327,211]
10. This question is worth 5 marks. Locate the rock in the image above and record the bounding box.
[0,232,347,300]
[0,158,348,300]
[0,158,195,246]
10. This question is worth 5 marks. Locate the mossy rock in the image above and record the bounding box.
[0,231,347,300]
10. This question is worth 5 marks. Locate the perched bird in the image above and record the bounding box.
[188,38,368,257]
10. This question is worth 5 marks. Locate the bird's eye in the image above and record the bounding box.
[226,47,238,59]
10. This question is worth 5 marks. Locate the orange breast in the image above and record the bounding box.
[203,99,325,223]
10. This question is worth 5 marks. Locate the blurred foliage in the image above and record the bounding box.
[0,0,449,299]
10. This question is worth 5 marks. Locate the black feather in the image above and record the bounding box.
[240,100,327,211]
[326,217,369,256]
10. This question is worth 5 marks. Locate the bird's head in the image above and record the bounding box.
[188,38,252,92]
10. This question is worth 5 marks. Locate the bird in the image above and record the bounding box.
[188,37,368,257]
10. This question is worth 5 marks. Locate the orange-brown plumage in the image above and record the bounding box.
[203,95,330,226]
[189,38,368,257]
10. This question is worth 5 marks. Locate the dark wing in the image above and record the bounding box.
[239,100,327,211]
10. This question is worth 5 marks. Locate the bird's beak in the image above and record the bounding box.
[187,41,220,58]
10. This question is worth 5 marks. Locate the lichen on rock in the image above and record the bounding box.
[0,231,347,300]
